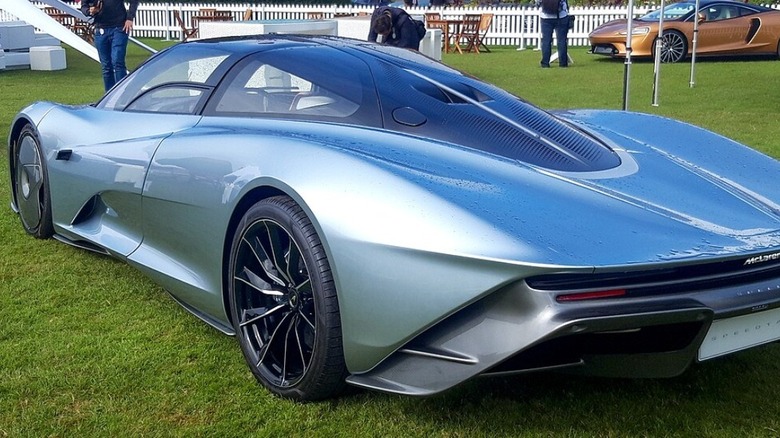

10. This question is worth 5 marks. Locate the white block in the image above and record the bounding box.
[335,17,441,60]
[420,28,441,61]
[198,20,338,39]
[0,21,36,50]
[336,16,371,40]
[29,45,66,71]
[34,32,62,47]
[4,51,30,69]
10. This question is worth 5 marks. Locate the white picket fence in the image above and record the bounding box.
[119,3,660,47]
[4,2,780,47]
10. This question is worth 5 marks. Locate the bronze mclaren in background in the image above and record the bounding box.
[589,0,780,63]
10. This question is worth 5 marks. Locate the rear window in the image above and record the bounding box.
[205,46,381,126]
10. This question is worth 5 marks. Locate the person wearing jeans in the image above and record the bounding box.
[538,0,570,68]
[81,0,139,91]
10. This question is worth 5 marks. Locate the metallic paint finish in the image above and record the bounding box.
[8,35,780,396]
[589,0,780,61]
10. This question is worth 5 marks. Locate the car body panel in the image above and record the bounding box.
[8,35,780,395]
[589,0,780,59]
[32,106,201,256]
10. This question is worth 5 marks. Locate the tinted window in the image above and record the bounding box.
[99,46,232,111]
[205,46,381,125]
[125,85,207,114]
[642,2,695,21]
[703,4,742,21]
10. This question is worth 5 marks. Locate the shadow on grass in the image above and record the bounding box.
[588,53,779,65]
[337,344,780,435]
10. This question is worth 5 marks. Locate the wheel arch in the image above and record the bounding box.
[220,183,335,330]
[221,185,285,328]
[776,37,780,59]
[654,28,689,63]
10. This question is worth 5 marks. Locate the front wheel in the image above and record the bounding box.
[228,196,347,401]
[13,125,54,238]
[654,30,688,63]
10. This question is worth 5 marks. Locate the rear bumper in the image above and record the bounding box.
[347,260,780,396]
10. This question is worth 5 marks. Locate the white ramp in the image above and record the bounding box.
[0,0,99,63]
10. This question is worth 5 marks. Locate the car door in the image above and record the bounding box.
[133,45,381,319]
[697,4,756,54]
[45,44,239,257]
[41,106,201,257]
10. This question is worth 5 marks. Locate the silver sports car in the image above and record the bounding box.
[8,35,780,401]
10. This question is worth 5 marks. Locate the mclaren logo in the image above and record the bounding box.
[744,252,780,266]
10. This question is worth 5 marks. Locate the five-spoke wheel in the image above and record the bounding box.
[229,196,346,401]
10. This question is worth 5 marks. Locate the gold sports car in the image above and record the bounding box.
[589,0,780,63]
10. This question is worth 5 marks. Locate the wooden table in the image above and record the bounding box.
[427,19,462,54]
[192,12,233,28]
[182,10,233,39]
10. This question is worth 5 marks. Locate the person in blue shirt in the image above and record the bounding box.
[367,6,421,50]
[81,0,139,91]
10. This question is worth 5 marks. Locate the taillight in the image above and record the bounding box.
[556,289,626,303]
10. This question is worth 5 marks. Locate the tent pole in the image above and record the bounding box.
[690,0,701,87]
[622,0,634,111]
[652,0,666,106]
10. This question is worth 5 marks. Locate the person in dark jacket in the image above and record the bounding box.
[367,6,421,50]
[81,0,139,91]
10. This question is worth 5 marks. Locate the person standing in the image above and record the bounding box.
[367,6,422,50]
[538,0,570,68]
[81,0,140,91]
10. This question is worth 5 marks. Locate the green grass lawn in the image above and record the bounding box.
[1,40,780,437]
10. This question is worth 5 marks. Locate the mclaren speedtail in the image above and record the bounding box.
[9,35,780,401]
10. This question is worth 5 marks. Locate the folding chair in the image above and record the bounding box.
[243,8,253,21]
[424,13,441,23]
[425,19,450,52]
[44,7,93,43]
[173,10,198,41]
[307,12,325,19]
[72,21,95,43]
[475,13,493,53]
[452,14,481,54]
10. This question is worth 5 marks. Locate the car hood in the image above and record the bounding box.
[590,19,660,35]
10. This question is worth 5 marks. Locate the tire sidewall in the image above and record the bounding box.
[14,125,54,238]
[228,196,343,401]
[662,30,687,63]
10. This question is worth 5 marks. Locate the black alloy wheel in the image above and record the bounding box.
[228,195,347,401]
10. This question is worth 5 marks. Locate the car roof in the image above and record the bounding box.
[131,35,623,173]
[183,34,458,78]
[683,0,773,11]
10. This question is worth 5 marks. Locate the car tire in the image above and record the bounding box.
[13,125,54,239]
[228,195,347,401]
[655,30,687,63]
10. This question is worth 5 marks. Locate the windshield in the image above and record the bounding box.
[640,2,695,21]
